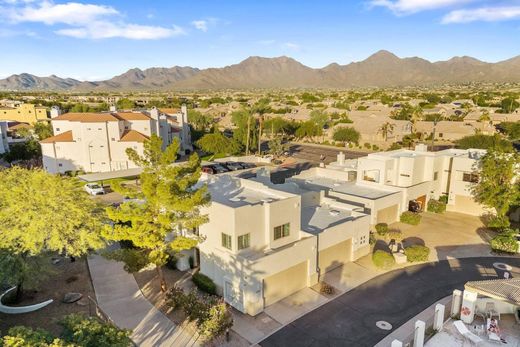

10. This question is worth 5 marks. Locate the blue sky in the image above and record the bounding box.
[1,0,520,80]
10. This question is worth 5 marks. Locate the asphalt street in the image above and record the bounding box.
[260,257,520,347]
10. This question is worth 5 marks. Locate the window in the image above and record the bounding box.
[439,133,444,138]
[58,163,63,167]
[434,172,439,181]
[221,233,232,250]
[111,138,115,141]
[274,223,290,240]
[463,172,479,183]
[400,173,410,177]
[359,235,367,245]
[238,234,250,250]
[55,128,60,132]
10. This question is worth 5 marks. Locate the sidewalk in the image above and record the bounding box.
[88,254,199,347]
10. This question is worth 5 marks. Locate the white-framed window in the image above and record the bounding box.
[238,234,250,250]
[274,223,290,240]
[221,233,232,250]
[462,172,479,183]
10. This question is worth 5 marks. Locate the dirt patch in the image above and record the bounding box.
[0,257,95,336]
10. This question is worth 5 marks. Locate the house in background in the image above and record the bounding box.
[40,105,192,174]
[0,103,49,124]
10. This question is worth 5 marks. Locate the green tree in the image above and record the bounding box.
[188,110,213,132]
[103,136,209,291]
[472,148,520,229]
[455,134,513,151]
[333,127,360,144]
[378,122,395,142]
[268,137,288,157]
[196,132,240,156]
[499,122,520,141]
[34,121,54,140]
[231,109,258,153]
[309,110,329,129]
[500,97,520,113]
[0,168,105,300]
[295,121,321,140]
[116,98,135,110]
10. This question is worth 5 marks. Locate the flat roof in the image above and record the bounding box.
[301,205,356,234]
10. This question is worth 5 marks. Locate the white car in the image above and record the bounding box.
[84,183,106,195]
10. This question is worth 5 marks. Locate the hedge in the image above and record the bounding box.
[375,223,388,235]
[490,233,519,254]
[192,273,217,295]
[427,199,446,214]
[400,211,422,225]
[372,250,395,269]
[405,245,431,262]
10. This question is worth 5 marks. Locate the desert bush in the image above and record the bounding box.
[400,211,422,225]
[427,199,446,214]
[375,223,388,235]
[439,194,448,204]
[197,300,233,341]
[319,282,335,295]
[372,250,395,269]
[490,231,519,254]
[369,232,376,245]
[487,215,510,231]
[404,245,431,262]
[192,272,217,295]
[59,313,132,347]
[166,286,185,310]
[383,230,403,242]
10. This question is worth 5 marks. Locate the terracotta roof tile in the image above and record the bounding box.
[40,130,74,143]
[114,112,151,121]
[119,130,149,143]
[52,112,120,122]
[159,108,181,115]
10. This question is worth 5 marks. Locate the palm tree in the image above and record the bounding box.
[378,122,395,142]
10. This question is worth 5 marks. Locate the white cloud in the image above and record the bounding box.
[282,42,300,50]
[442,6,520,23]
[191,19,207,32]
[56,22,185,40]
[8,0,118,25]
[2,0,185,39]
[369,0,474,14]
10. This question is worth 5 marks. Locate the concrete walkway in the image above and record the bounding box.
[88,254,199,347]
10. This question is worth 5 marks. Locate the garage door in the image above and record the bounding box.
[448,195,486,216]
[377,205,398,224]
[319,239,352,273]
[263,261,308,306]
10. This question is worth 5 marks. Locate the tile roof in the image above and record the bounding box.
[8,123,31,131]
[465,278,520,306]
[119,130,149,143]
[114,112,151,121]
[159,108,181,115]
[52,112,120,122]
[40,130,74,143]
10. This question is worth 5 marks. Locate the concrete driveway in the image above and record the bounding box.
[260,257,520,347]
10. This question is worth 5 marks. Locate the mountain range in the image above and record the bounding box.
[2,50,520,91]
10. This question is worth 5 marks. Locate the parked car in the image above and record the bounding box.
[84,183,105,195]
[202,165,216,174]
[240,162,256,169]
[212,164,230,174]
[224,162,244,171]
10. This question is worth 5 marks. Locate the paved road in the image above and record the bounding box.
[260,257,520,347]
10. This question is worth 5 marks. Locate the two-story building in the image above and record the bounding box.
[0,103,48,124]
[40,106,192,174]
[198,174,370,316]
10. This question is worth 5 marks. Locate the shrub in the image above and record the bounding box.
[400,211,422,225]
[383,230,403,242]
[197,300,233,341]
[427,199,446,214]
[364,142,371,149]
[405,245,431,262]
[166,286,185,310]
[487,215,510,231]
[372,250,395,269]
[375,223,388,235]
[166,254,177,270]
[192,272,217,295]
[439,194,448,204]
[369,232,376,245]
[59,313,132,347]
[490,232,519,254]
[319,282,335,295]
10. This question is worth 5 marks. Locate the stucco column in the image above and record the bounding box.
[433,303,445,331]
[451,289,462,317]
[414,320,425,347]
[461,290,477,324]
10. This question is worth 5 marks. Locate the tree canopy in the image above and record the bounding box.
[188,110,214,132]
[455,134,513,151]
[333,127,360,144]
[471,148,520,229]
[196,132,240,156]
[103,135,209,291]
[115,98,135,110]
[231,109,258,152]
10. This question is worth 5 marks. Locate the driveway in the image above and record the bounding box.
[259,257,520,347]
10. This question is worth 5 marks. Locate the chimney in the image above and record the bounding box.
[50,106,61,118]
[149,106,159,121]
[109,105,117,112]
[337,152,345,166]
[180,104,188,126]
